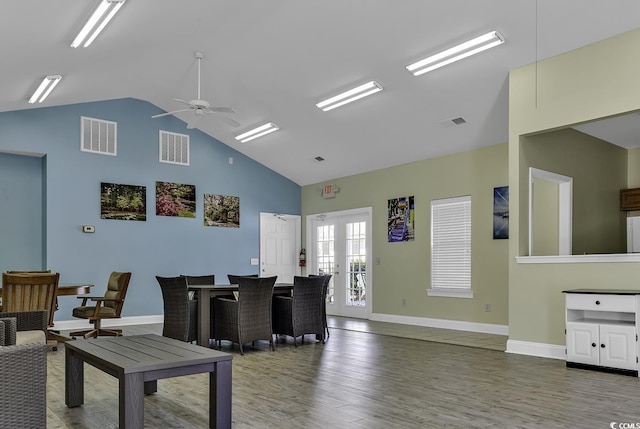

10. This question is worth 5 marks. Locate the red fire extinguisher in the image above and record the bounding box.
[299,248,306,267]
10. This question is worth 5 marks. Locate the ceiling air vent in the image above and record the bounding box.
[81,116,117,156]
[159,130,190,166]
[438,116,467,128]
[315,156,325,162]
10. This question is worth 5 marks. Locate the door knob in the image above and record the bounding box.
[591,343,596,347]
[600,344,606,348]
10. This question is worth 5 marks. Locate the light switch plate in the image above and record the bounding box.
[82,225,95,233]
[250,258,259,265]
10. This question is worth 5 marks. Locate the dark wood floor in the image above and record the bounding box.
[45,318,640,428]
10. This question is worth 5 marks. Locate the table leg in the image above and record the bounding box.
[65,347,84,407]
[197,290,211,347]
[144,380,158,395]
[211,360,232,429]
[120,372,145,428]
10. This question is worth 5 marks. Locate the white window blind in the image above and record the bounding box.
[429,195,472,298]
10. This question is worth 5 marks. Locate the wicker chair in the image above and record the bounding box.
[0,310,48,345]
[273,276,325,347]
[227,274,258,284]
[0,315,47,429]
[70,271,131,339]
[310,274,332,341]
[213,276,277,354]
[156,276,198,343]
[181,274,218,340]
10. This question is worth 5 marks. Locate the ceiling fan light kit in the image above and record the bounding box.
[71,0,126,48]
[406,30,505,76]
[235,123,280,143]
[316,80,383,112]
[29,75,62,104]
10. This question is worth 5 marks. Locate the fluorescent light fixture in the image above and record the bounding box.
[28,75,62,104]
[316,80,383,112]
[406,30,505,76]
[235,123,280,143]
[71,0,126,48]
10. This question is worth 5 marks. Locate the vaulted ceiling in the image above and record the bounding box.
[2,1,640,185]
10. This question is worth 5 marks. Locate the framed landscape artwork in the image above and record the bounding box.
[204,194,240,227]
[155,181,196,218]
[100,182,147,221]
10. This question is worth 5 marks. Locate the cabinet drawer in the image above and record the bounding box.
[566,294,636,312]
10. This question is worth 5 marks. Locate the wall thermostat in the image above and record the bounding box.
[82,225,95,233]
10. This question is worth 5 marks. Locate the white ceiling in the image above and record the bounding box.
[2,1,640,185]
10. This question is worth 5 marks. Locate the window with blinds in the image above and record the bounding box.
[429,195,473,298]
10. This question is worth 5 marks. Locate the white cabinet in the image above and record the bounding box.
[564,290,640,375]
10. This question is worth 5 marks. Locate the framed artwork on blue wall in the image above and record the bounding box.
[100,182,147,221]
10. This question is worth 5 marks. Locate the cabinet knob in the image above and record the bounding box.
[591,342,596,348]
[601,344,606,348]
[595,300,601,305]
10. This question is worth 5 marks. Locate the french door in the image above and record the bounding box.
[307,208,371,319]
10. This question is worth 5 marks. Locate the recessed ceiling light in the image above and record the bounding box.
[406,30,505,76]
[316,81,383,112]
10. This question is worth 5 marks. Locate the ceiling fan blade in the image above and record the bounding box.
[208,107,237,114]
[151,108,192,119]
[172,98,193,106]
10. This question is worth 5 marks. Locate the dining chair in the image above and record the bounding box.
[156,276,198,343]
[272,275,325,347]
[310,274,332,341]
[1,272,59,350]
[213,276,277,355]
[70,271,131,339]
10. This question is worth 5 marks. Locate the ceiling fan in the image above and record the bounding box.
[151,51,239,129]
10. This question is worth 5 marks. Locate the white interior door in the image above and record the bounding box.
[259,213,301,284]
[307,208,372,319]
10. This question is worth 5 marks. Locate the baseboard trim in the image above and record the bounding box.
[506,339,566,360]
[53,315,163,331]
[370,313,509,336]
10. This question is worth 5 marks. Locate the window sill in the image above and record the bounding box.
[426,289,474,298]
[516,254,640,264]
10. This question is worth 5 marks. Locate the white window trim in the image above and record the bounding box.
[428,195,473,299]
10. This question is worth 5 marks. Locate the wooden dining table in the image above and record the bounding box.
[188,283,293,347]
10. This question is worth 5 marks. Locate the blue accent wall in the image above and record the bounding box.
[0,152,44,271]
[0,98,301,320]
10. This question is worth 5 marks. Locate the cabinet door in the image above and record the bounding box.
[566,322,599,365]
[599,324,637,371]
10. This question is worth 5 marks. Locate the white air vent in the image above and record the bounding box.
[81,116,117,156]
[159,130,190,166]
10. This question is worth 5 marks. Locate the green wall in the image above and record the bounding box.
[509,28,640,346]
[302,143,509,326]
